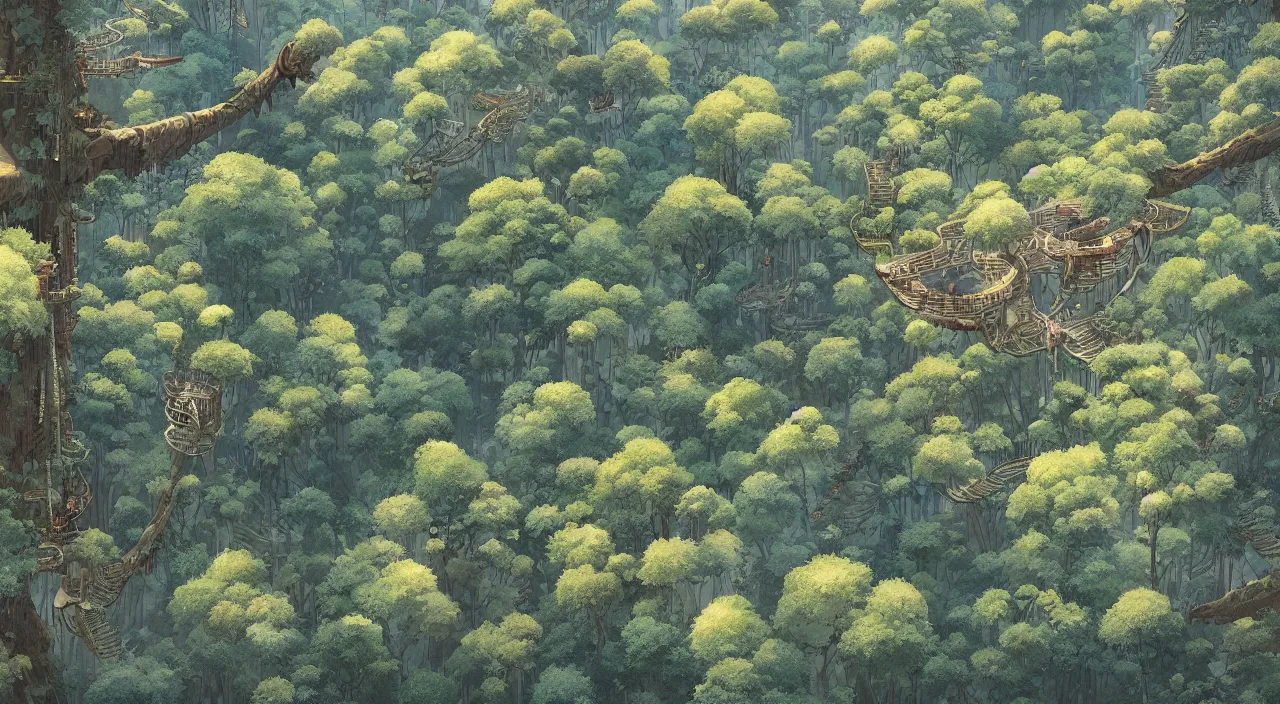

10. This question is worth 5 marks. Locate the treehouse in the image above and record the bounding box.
[163,369,224,457]
[863,196,1190,363]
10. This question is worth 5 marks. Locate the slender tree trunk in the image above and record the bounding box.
[1149,520,1160,590]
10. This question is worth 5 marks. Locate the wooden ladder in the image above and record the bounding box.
[88,562,127,608]
[865,160,895,208]
[76,606,125,660]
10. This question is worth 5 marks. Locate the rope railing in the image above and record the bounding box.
[79,53,183,78]
[78,18,127,53]
[68,605,125,660]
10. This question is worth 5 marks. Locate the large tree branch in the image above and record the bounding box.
[78,41,321,183]
[1147,117,1280,198]
[1189,575,1280,624]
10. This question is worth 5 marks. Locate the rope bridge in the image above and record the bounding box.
[403,86,540,196]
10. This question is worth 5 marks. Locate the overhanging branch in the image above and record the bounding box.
[78,41,321,183]
[1147,117,1280,198]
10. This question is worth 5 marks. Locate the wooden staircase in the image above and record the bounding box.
[851,158,898,257]
[1143,16,1219,113]
[74,605,125,660]
[1142,72,1166,113]
[1058,317,1108,361]
[88,562,127,608]
[865,160,896,208]
[1186,20,1219,64]
[1239,516,1280,560]
[945,458,1032,504]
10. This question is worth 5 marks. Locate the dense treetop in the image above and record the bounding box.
[5,0,1280,703]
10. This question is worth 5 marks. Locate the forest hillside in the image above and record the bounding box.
[3,0,1280,703]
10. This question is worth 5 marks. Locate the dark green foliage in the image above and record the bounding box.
[4,1,1278,703]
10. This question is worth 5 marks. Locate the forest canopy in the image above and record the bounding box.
[5,0,1280,703]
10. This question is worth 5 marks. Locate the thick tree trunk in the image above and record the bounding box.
[1149,521,1160,590]
[2,592,56,703]
[0,3,336,697]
